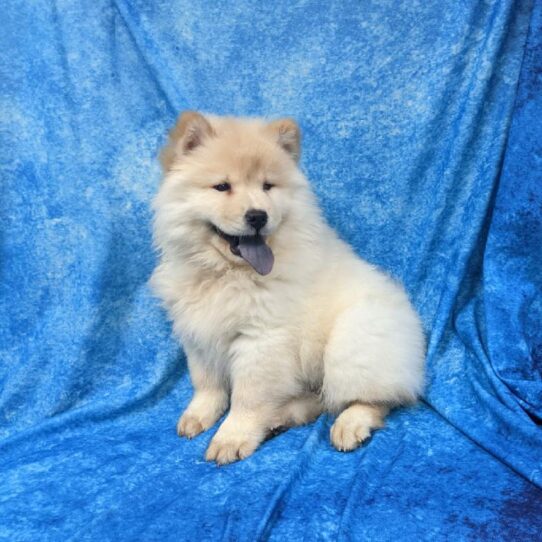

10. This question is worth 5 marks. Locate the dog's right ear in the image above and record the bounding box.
[160,111,214,172]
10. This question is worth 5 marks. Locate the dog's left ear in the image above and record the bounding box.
[266,118,301,162]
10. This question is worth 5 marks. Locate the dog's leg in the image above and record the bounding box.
[205,407,270,464]
[205,335,299,464]
[177,346,228,439]
[330,403,389,451]
[322,305,423,407]
[272,393,323,429]
[321,301,423,451]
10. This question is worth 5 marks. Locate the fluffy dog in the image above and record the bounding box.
[151,112,425,464]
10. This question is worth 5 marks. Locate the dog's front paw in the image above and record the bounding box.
[205,433,258,465]
[177,390,228,439]
[205,422,263,465]
[177,412,206,438]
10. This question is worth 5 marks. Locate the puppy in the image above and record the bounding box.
[151,112,425,464]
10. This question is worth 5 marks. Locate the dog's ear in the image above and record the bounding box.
[266,118,301,162]
[160,111,214,172]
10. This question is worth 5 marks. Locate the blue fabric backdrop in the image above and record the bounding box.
[1,1,541,540]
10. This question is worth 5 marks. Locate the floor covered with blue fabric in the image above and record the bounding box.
[1,1,541,540]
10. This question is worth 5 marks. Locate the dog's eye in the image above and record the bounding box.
[213,182,231,192]
[263,182,274,191]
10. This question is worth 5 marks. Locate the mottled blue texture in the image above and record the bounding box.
[1,1,541,540]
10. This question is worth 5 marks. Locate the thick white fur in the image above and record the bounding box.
[151,113,425,464]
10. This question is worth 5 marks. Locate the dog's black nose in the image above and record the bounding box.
[245,209,268,231]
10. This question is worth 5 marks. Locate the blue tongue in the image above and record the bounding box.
[238,235,274,275]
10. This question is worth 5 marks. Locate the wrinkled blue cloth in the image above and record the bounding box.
[1,1,541,540]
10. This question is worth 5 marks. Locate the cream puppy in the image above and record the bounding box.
[151,112,425,464]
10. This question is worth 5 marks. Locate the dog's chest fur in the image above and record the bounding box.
[164,264,302,354]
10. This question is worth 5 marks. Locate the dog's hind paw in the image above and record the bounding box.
[330,403,387,452]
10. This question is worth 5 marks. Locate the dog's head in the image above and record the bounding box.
[154,112,310,275]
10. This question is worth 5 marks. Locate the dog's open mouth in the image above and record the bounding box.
[212,226,274,276]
